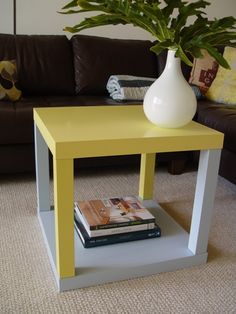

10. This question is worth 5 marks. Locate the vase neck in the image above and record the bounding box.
[163,50,182,75]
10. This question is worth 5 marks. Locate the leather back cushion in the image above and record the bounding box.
[71,35,158,95]
[15,35,75,95]
[0,34,16,60]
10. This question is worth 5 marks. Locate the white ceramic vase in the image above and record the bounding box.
[143,49,197,128]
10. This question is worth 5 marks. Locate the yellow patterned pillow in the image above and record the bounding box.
[0,60,22,101]
[206,47,236,105]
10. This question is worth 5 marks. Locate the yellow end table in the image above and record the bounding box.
[34,105,224,291]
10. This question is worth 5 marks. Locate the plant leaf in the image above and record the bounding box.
[139,4,170,40]
[172,0,210,35]
[162,0,185,19]
[198,44,230,68]
[175,46,193,66]
[61,0,236,68]
[64,14,127,33]
[150,40,176,55]
[61,0,78,10]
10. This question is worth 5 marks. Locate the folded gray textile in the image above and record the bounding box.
[106,75,155,100]
[106,75,203,101]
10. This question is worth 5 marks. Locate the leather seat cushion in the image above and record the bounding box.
[0,96,142,145]
[197,100,236,153]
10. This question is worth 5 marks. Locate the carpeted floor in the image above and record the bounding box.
[0,166,235,313]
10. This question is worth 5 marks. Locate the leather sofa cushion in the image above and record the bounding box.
[15,35,75,95]
[0,34,16,60]
[197,100,236,153]
[0,95,141,145]
[44,95,142,107]
[0,101,17,144]
[71,35,158,95]
[0,96,47,144]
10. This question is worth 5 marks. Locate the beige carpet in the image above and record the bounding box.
[0,165,236,313]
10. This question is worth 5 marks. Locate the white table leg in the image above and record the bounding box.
[34,123,50,213]
[188,149,221,255]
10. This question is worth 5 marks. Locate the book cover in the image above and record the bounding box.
[74,215,161,248]
[74,209,155,237]
[75,196,155,231]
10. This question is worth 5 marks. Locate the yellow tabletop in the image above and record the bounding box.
[33,105,224,159]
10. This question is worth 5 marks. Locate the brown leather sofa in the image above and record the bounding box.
[0,33,235,185]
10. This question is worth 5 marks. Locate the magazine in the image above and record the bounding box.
[74,196,155,231]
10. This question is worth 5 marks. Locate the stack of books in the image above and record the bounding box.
[74,196,161,248]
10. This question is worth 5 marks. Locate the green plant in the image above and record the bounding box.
[60,0,236,68]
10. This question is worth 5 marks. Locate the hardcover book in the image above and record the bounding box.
[74,209,155,237]
[74,214,161,248]
[74,196,155,232]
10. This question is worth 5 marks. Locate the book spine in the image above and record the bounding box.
[93,218,156,230]
[86,230,161,248]
[75,223,161,248]
[75,204,155,230]
[75,210,155,237]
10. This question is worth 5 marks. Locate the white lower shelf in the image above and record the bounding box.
[38,200,207,292]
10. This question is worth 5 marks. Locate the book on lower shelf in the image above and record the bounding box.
[74,196,156,237]
[74,213,161,248]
